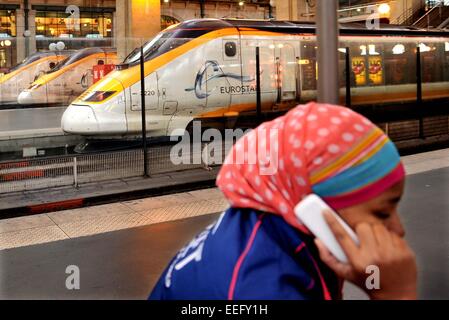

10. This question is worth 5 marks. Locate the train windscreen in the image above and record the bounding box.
[124,20,232,65]
[8,53,45,73]
[46,48,104,74]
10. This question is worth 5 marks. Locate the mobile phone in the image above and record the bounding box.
[294,194,359,263]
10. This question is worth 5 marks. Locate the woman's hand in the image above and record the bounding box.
[315,211,418,300]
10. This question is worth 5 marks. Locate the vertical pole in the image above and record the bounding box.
[200,0,205,18]
[140,46,149,177]
[416,46,424,139]
[345,47,352,108]
[24,0,29,57]
[255,46,262,124]
[275,57,281,104]
[295,56,301,102]
[316,0,340,104]
[73,157,78,188]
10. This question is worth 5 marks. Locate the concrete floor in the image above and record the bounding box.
[1,166,449,299]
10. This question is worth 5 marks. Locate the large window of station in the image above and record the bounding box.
[0,9,16,37]
[35,11,112,38]
[161,15,180,30]
[0,8,17,71]
[33,6,113,51]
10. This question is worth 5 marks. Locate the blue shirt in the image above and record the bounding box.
[149,207,341,300]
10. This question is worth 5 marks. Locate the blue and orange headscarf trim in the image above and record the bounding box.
[313,127,404,209]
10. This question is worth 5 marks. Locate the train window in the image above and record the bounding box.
[83,90,116,102]
[299,42,317,91]
[47,48,104,74]
[338,48,347,89]
[421,42,444,84]
[225,42,237,57]
[123,20,231,66]
[346,43,385,87]
[8,53,44,73]
[383,42,416,86]
[444,43,449,82]
[339,43,366,88]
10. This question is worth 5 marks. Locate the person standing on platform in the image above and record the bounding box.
[149,102,417,300]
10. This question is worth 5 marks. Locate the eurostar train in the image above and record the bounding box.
[61,19,449,138]
[0,51,70,104]
[18,47,119,106]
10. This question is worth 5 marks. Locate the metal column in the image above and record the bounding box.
[140,46,149,177]
[316,0,340,104]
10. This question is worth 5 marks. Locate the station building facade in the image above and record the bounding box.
[0,0,272,72]
[1,0,446,72]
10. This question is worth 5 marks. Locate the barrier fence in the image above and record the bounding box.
[0,143,226,194]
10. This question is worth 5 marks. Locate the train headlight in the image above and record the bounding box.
[81,91,117,102]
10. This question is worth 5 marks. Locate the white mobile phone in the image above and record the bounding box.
[294,194,359,263]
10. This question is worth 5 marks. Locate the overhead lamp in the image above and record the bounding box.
[418,43,431,53]
[378,3,391,15]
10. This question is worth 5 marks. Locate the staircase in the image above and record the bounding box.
[412,2,449,28]
[394,3,427,25]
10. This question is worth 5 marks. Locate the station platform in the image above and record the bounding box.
[0,107,66,136]
[1,149,449,299]
[0,106,83,154]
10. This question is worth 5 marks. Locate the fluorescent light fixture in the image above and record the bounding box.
[360,45,367,56]
[445,42,449,52]
[392,44,405,55]
[368,44,379,55]
[419,43,431,53]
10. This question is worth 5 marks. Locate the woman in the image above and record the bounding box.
[149,102,417,300]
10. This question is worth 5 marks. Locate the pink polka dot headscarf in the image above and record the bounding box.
[216,102,405,233]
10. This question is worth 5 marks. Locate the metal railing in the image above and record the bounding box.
[0,143,224,194]
[413,0,448,28]
[394,3,426,25]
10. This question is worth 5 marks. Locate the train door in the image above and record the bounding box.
[238,38,276,113]
[299,39,318,102]
[129,72,159,111]
[128,72,166,136]
[274,41,299,104]
[202,38,237,111]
